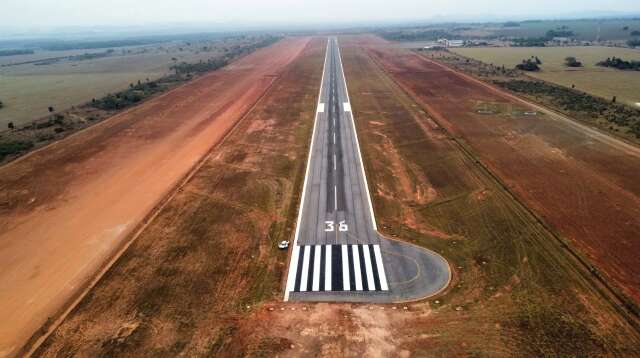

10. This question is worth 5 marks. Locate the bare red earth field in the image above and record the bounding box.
[357,35,640,306]
[0,37,309,357]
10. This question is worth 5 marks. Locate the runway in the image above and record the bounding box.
[284,37,450,302]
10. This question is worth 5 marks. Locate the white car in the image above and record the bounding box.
[278,240,290,249]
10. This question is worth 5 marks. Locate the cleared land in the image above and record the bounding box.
[452,46,640,106]
[365,36,640,309]
[34,35,640,357]
[0,37,309,357]
[0,36,254,126]
[33,36,325,357]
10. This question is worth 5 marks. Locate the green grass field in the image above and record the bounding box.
[0,40,234,127]
[452,46,640,106]
[493,19,640,41]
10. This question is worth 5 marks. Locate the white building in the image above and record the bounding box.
[437,39,464,48]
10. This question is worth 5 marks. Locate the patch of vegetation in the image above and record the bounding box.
[564,56,582,67]
[505,300,605,356]
[494,79,640,137]
[90,80,165,110]
[597,57,640,71]
[0,49,34,56]
[515,59,541,71]
[627,38,640,47]
[546,29,575,38]
[503,21,520,27]
[0,140,34,160]
[512,37,547,47]
[379,29,456,42]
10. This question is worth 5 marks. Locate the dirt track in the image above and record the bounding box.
[362,36,640,306]
[0,37,309,357]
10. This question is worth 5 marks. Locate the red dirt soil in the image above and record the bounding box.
[355,35,640,306]
[0,37,309,357]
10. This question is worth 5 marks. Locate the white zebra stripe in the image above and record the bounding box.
[373,245,389,291]
[362,245,376,291]
[299,245,311,292]
[352,245,363,291]
[342,245,350,291]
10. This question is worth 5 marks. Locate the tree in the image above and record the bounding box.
[623,26,629,31]
[0,100,3,109]
[564,56,582,67]
[8,121,14,130]
[48,106,54,112]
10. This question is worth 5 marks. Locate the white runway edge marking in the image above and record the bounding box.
[343,102,351,112]
[325,245,332,290]
[374,245,389,291]
[336,38,378,231]
[318,103,325,113]
[312,245,321,291]
[342,245,350,290]
[283,39,329,301]
[299,246,311,292]
[352,245,363,291]
[362,244,376,290]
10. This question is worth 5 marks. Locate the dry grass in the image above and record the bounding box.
[452,46,640,106]
[32,38,324,357]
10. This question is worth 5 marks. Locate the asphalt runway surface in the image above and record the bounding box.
[284,37,450,302]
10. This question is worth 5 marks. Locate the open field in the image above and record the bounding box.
[33,35,640,357]
[379,18,640,43]
[364,36,640,310]
[0,36,258,126]
[494,19,640,41]
[32,36,325,357]
[0,37,309,357]
[452,46,640,106]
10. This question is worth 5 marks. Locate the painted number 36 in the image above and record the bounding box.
[325,220,348,232]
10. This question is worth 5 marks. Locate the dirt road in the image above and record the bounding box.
[363,36,640,306]
[0,37,309,357]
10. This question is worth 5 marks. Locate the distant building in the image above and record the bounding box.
[552,37,570,43]
[436,38,464,48]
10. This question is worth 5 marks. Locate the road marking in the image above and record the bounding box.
[342,245,350,290]
[333,132,336,144]
[334,185,338,211]
[285,245,300,294]
[317,103,325,113]
[362,245,376,290]
[352,245,363,291]
[373,245,389,291]
[325,245,332,291]
[312,245,321,291]
[343,102,351,112]
[299,246,311,292]
[284,38,329,301]
[333,154,336,171]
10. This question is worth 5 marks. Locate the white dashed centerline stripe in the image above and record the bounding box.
[352,245,363,291]
[373,245,389,291]
[342,245,350,290]
[299,246,311,292]
[312,245,321,291]
[334,185,337,211]
[325,245,332,291]
[362,245,376,290]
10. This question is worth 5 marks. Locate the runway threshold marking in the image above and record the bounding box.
[292,244,388,293]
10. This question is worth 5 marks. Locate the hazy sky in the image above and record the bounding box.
[3,0,640,29]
